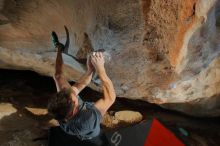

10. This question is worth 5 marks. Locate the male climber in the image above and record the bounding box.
[47,29,116,141]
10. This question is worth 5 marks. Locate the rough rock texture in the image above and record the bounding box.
[0,103,47,146]
[102,110,143,128]
[0,0,220,116]
[0,103,17,119]
[114,110,143,123]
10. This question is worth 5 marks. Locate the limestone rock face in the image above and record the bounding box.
[0,0,220,116]
[0,103,17,120]
[114,110,143,123]
[101,110,143,128]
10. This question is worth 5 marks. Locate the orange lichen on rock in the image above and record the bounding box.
[169,0,198,67]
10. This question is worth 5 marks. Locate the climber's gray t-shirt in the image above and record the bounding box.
[59,97,102,140]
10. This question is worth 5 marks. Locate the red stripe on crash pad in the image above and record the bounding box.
[144,119,185,146]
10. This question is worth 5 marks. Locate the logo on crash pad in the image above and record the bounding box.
[111,131,122,146]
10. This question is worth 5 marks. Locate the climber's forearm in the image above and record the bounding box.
[72,70,93,95]
[94,69,116,116]
[99,70,116,102]
[55,48,64,77]
[77,70,93,86]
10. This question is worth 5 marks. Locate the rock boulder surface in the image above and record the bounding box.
[0,0,220,116]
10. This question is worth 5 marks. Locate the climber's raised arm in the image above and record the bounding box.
[91,52,116,116]
[53,45,71,92]
[71,56,94,95]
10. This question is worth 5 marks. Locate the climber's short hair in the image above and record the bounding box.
[48,87,74,121]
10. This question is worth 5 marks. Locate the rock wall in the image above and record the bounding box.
[0,0,220,116]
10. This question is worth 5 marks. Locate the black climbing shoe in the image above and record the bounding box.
[51,31,64,51]
[51,31,59,47]
[51,26,69,54]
